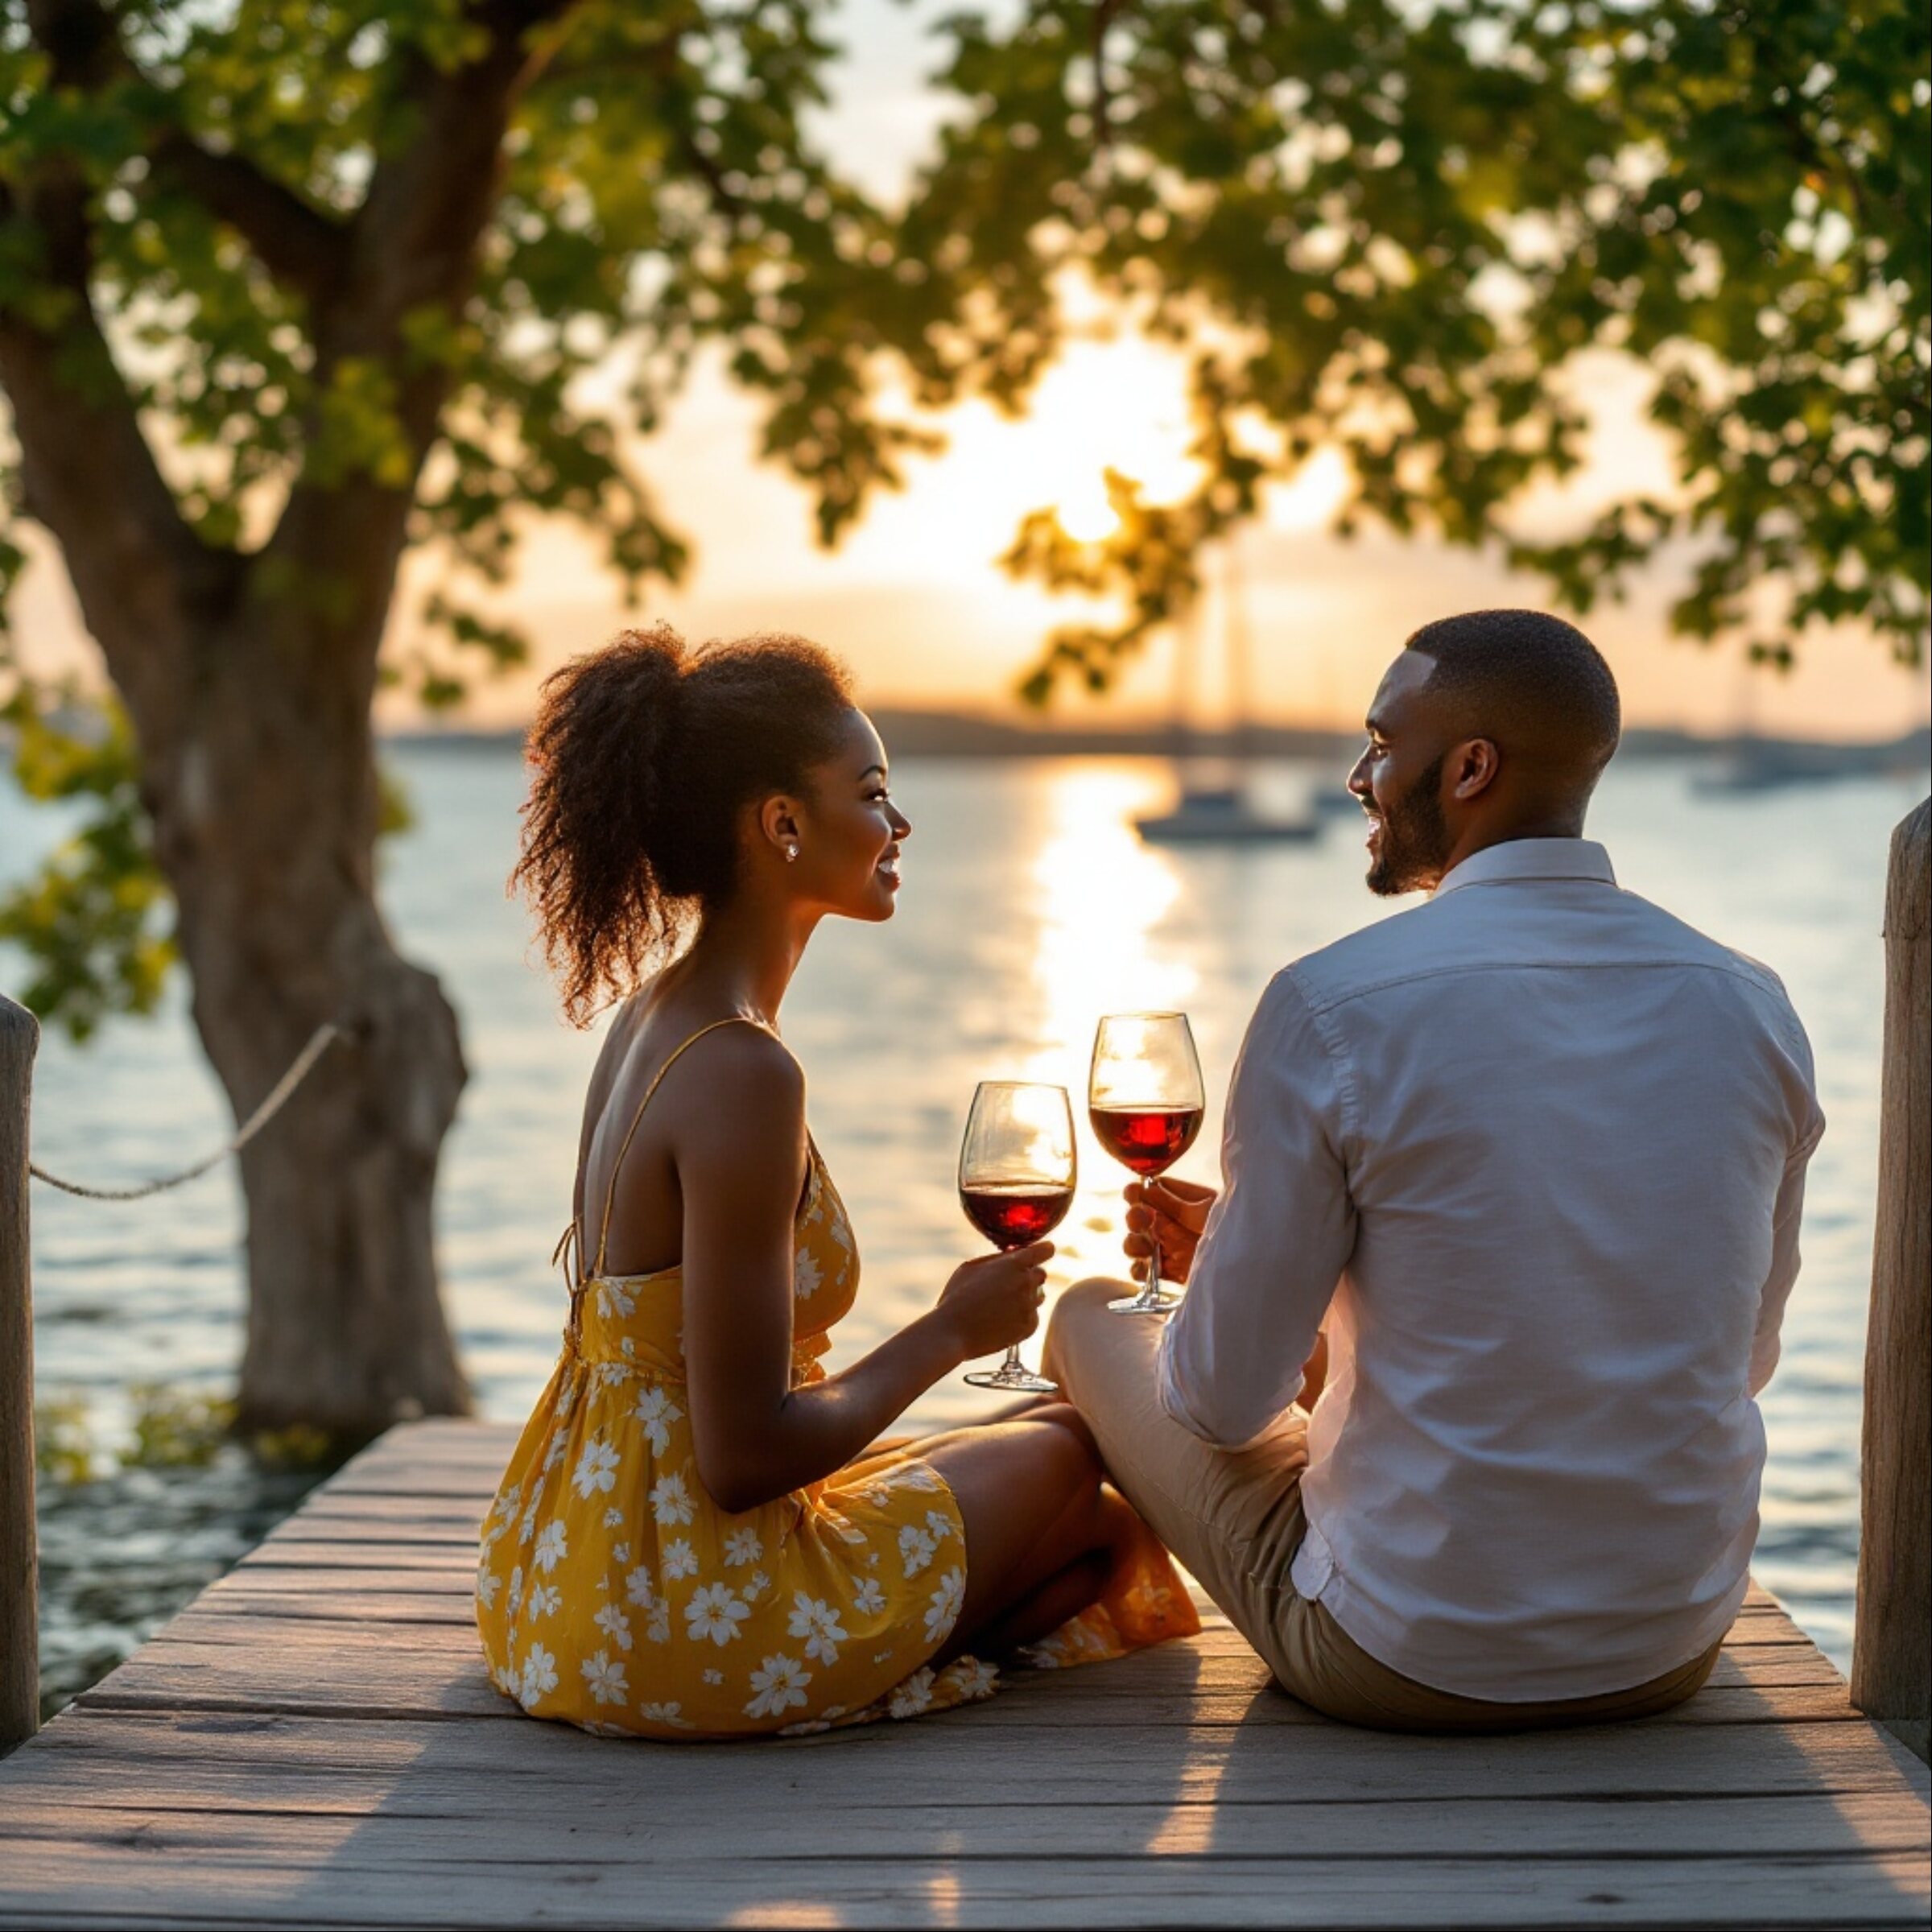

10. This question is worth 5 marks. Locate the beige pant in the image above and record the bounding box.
[1043,1278,1721,1733]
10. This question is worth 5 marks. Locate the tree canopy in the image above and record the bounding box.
[3,0,1926,1034]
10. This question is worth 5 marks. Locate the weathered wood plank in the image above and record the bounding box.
[18,1704,1927,1804]
[0,1842,1926,1930]
[6,1770,1928,1861]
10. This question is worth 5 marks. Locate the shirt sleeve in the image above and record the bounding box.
[1156,971,1358,1448]
[1748,1089,1826,1397]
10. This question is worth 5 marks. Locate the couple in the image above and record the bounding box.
[475,610,1823,1740]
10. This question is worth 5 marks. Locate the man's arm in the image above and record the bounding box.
[1748,1112,1826,1397]
[1156,972,1358,1448]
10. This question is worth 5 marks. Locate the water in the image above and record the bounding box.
[9,747,1922,1689]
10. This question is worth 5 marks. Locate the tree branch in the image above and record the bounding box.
[266,1,578,664]
[147,134,349,309]
[1,1,231,728]
[25,0,351,304]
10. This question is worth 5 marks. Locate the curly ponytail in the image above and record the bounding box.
[511,622,855,1025]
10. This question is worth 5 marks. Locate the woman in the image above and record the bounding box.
[477,625,1197,1739]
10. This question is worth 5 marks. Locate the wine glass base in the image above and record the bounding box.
[1107,1288,1181,1317]
[964,1364,1060,1393]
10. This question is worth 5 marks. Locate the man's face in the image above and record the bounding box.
[1347,652,1455,896]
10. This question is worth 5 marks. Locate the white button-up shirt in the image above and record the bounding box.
[1157,837,1824,1702]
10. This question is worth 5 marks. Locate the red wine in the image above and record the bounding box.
[1089,1105,1203,1177]
[960,1183,1073,1249]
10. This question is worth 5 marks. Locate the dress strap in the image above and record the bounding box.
[588,1016,776,1280]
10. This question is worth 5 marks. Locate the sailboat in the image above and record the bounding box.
[1133,541,1321,845]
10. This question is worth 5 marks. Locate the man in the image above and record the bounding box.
[1045,610,1824,1730]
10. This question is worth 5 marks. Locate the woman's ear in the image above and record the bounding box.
[758,795,802,859]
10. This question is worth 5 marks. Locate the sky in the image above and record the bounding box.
[10,0,1929,742]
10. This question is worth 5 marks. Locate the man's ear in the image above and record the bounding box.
[1449,737,1501,801]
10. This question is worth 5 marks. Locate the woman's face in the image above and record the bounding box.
[788,708,911,923]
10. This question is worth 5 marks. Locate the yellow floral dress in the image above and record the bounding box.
[475,1019,1199,1740]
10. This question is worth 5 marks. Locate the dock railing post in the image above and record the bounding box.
[1851,798,1930,1765]
[1,993,39,1755]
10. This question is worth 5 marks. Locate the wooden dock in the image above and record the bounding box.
[2,1418,1926,1930]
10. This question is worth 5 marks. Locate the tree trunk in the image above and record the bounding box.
[143,624,470,1441]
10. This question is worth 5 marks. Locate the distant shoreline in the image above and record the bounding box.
[383,708,1932,778]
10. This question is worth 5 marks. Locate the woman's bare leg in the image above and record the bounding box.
[922,1407,1124,1657]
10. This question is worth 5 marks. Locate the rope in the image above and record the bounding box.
[28,1022,347,1201]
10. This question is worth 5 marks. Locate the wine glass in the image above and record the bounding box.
[1088,1012,1205,1315]
[958,1081,1075,1392]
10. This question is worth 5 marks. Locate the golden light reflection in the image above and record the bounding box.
[1021,764,1199,1282]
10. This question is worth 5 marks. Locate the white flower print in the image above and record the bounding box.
[580,1650,629,1707]
[478,1523,504,1563]
[476,1570,501,1611]
[787,1593,848,1666]
[519,1644,559,1704]
[613,1542,631,1567]
[745,1653,812,1719]
[793,1250,824,1301]
[594,1603,634,1653]
[661,1539,698,1582]
[888,1668,935,1719]
[947,1657,999,1702]
[923,1567,966,1645]
[625,1567,656,1610]
[702,1667,724,1686]
[602,1507,624,1531]
[722,1527,763,1568]
[646,1604,671,1645]
[573,1437,620,1498]
[525,1582,561,1622]
[507,1565,525,1620]
[492,1482,522,1525]
[541,1431,568,1475]
[633,1385,683,1454]
[595,1278,638,1321]
[533,1523,568,1575]
[898,1524,937,1578]
[926,1508,954,1543]
[640,1701,691,1728]
[746,1571,770,1599]
[684,1583,750,1647]
[896,1463,944,1494]
[518,1501,539,1546]
[551,1377,577,1420]
[852,1577,886,1617]
[649,1471,695,1527]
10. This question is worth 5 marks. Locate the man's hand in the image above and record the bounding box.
[1123,1176,1217,1286]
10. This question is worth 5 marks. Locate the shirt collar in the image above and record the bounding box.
[1432,837,1617,898]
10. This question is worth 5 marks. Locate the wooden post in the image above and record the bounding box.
[1,993,38,1755]
[1852,798,1930,1764]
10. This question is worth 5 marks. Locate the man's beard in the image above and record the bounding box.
[1367,753,1450,896]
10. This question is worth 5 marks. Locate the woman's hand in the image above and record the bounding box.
[1123,1177,1217,1285]
[935,1241,1055,1360]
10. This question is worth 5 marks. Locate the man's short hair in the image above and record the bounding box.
[1405,609,1621,776]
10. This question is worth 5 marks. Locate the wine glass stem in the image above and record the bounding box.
[1002,1344,1026,1373]
[1144,1220,1162,1300]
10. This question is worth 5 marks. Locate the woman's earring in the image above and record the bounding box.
[785,844,799,864]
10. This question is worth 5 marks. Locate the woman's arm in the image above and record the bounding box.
[675,1029,1051,1513]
